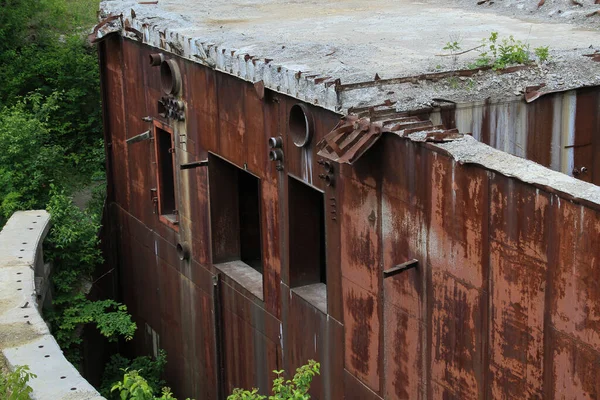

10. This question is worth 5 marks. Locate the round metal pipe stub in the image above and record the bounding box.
[176,242,190,261]
[149,53,165,66]
[160,59,182,96]
[289,103,314,148]
[269,149,284,161]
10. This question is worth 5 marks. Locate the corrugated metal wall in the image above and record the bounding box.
[430,89,600,184]
[99,35,600,399]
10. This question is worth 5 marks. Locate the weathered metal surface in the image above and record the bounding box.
[100,36,600,400]
[317,114,463,165]
[432,86,600,184]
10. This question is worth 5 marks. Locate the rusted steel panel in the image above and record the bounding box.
[185,60,219,156]
[244,82,268,175]
[220,280,280,343]
[380,138,429,400]
[551,331,600,399]
[383,303,424,400]
[573,89,599,184]
[122,40,154,225]
[343,277,381,394]
[193,290,218,400]
[341,176,381,295]
[261,181,281,318]
[281,286,344,400]
[526,95,554,168]
[217,73,246,166]
[427,151,488,399]
[450,87,600,184]
[381,136,429,209]
[489,178,550,399]
[428,151,488,289]
[221,304,279,396]
[430,274,484,399]
[103,36,130,211]
[188,166,212,266]
[343,369,383,400]
[552,201,600,350]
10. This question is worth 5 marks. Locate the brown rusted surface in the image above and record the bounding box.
[438,87,600,184]
[100,36,600,400]
[317,114,463,165]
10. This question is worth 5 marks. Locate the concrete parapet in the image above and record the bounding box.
[0,210,104,400]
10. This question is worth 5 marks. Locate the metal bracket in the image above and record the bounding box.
[180,159,208,170]
[383,259,418,278]
[126,130,152,145]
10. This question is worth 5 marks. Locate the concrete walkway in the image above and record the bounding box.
[0,210,104,400]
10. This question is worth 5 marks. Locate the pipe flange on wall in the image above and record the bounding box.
[318,159,335,187]
[268,136,284,170]
[160,59,182,96]
[150,53,182,96]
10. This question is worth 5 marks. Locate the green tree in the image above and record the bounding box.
[0,93,68,224]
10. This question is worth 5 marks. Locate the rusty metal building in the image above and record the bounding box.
[93,1,600,399]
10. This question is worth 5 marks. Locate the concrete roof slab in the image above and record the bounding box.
[100,0,600,112]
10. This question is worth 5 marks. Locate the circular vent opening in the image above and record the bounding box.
[289,104,314,148]
[160,59,182,96]
[176,243,189,261]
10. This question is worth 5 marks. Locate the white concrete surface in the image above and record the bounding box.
[97,0,600,112]
[0,210,104,400]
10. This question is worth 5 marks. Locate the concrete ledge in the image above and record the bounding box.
[0,210,104,400]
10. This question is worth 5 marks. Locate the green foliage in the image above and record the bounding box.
[471,31,533,70]
[443,40,462,53]
[44,191,136,362]
[111,370,192,400]
[228,360,320,400]
[0,0,104,184]
[534,45,550,63]
[58,297,136,341]
[0,0,123,371]
[0,93,68,224]
[0,365,36,400]
[100,351,168,399]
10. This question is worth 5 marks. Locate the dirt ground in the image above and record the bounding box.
[449,0,600,28]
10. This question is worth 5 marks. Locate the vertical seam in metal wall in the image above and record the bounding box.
[482,170,492,400]
[542,194,558,399]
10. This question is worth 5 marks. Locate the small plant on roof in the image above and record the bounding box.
[470,31,541,70]
[443,35,463,64]
[534,45,550,63]
[228,360,320,400]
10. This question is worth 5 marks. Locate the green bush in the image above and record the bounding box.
[0,93,68,224]
[228,360,320,400]
[100,350,168,399]
[111,370,192,400]
[0,365,36,400]
[44,191,136,363]
[471,32,533,70]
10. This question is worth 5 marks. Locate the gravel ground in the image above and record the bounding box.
[447,0,600,28]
